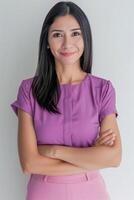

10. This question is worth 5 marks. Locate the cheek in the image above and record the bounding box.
[50,42,62,55]
[77,44,84,55]
[79,40,84,49]
[49,38,62,47]
[49,43,59,55]
[75,39,84,51]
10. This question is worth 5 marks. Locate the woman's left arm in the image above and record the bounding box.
[41,113,122,171]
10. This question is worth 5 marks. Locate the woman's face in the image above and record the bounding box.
[48,15,84,66]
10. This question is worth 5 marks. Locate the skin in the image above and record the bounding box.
[18,15,122,176]
[38,129,116,157]
[47,14,86,84]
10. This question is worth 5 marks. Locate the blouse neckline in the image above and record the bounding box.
[60,73,91,88]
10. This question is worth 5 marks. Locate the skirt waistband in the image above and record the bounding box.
[30,170,102,184]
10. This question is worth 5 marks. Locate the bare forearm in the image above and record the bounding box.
[25,154,90,176]
[54,145,121,170]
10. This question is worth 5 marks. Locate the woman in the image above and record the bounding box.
[10,1,122,200]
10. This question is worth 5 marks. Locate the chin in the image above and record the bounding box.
[60,57,81,64]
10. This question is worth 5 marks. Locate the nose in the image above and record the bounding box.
[62,35,72,49]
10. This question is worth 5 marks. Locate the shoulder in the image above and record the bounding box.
[89,74,111,87]
[18,76,35,91]
[17,76,35,98]
[89,74,115,92]
[88,74,116,102]
[20,76,34,86]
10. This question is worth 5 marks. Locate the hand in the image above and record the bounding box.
[38,144,57,158]
[94,129,116,147]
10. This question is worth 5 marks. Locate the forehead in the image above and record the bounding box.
[49,15,80,31]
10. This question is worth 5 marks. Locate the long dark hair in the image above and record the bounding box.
[31,1,93,114]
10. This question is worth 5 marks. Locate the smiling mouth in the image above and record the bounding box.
[60,52,76,57]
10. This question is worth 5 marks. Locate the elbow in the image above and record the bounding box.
[21,155,40,175]
[23,168,30,175]
[21,161,32,175]
[112,157,121,167]
[23,163,32,174]
[18,159,30,174]
[111,149,122,167]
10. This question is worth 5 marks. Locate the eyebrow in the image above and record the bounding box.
[50,28,81,33]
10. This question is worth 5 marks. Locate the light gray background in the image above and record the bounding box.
[1,0,133,199]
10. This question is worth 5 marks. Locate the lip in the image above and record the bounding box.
[60,52,76,57]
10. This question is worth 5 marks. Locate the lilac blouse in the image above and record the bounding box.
[10,73,118,147]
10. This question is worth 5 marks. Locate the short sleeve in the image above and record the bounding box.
[99,80,118,123]
[10,80,32,117]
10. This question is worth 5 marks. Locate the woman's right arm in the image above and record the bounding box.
[18,108,89,176]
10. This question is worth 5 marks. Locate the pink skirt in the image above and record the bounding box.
[26,170,110,200]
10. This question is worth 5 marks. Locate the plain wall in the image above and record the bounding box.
[1,0,133,199]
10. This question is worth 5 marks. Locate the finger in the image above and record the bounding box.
[100,136,115,144]
[99,139,115,146]
[100,131,115,139]
[99,132,115,141]
[103,138,115,145]
[106,137,116,143]
[100,129,114,138]
[95,131,115,145]
[97,132,115,143]
[99,134,116,144]
[101,129,113,134]
[105,141,114,146]
[95,140,113,147]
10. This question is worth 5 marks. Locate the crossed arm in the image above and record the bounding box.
[38,114,122,171]
[18,109,122,176]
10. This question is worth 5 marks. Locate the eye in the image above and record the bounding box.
[52,33,62,38]
[72,31,81,37]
